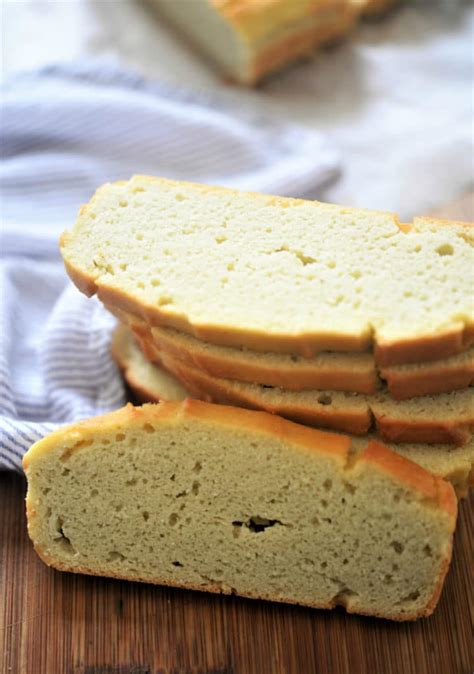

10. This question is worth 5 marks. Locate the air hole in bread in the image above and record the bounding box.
[108,550,126,561]
[343,481,356,495]
[169,513,178,526]
[423,544,433,557]
[192,461,202,474]
[391,541,404,554]
[115,433,126,442]
[436,243,454,256]
[172,560,183,567]
[53,517,75,554]
[232,516,283,533]
[151,278,161,287]
[143,423,155,434]
[142,511,150,522]
[158,296,173,307]
[119,200,128,208]
[323,479,332,492]
[126,477,137,486]
[317,394,332,406]
[191,480,200,495]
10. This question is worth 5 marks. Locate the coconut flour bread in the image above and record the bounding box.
[152,0,360,85]
[110,303,474,400]
[60,177,474,364]
[23,399,456,620]
[112,325,474,497]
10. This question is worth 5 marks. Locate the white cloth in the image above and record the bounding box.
[0,62,340,471]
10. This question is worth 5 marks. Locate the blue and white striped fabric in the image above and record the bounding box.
[0,61,340,471]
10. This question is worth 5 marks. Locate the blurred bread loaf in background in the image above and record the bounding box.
[149,0,399,84]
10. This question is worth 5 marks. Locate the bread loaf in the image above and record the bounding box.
[151,0,359,84]
[111,325,474,497]
[60,177,474,364]
[23,399,456,620]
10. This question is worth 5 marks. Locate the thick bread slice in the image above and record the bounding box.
[134,333,474,446]
[60,176,474,364]
[155,346,372,435]
[111,325,474,497]
[152,0,359,85]
[108,304,378,394]
[110,303,474,399]
[380,348,474,400]
[23,399,456,620]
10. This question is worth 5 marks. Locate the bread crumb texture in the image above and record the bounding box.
[61,176,474,356]
[24,401,456,620]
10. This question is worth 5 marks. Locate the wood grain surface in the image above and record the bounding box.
[1,193,473,674]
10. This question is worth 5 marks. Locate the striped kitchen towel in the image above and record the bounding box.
[0,61,340,471]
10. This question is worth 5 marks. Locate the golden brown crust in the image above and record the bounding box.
[132,331,474,445]
[375,327,474,367]
[112,308,474,400]
[248,6,358,84]
[119,310,378,395]
[381,362,474,400]
[374,415,473,447]
[360,441,455,514]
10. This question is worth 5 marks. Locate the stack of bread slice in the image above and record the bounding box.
[60,176,474,498]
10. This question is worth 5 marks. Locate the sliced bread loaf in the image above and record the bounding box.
[111,325,474,497]
[110,303,474,399]
[23,399,456,619]
[61,177,474,365]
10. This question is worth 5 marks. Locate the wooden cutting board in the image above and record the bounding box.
[1,194,473,674]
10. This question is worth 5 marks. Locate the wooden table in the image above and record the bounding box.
[1,194,473,674]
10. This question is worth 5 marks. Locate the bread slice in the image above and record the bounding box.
[110,303,474,399]
[151,0,359,85]
[380,348,474,400]
[23,399,456,620]
[109,304,378,394]
[60,177,474,365]
[112,325,474,497]
[134,334,474,445]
